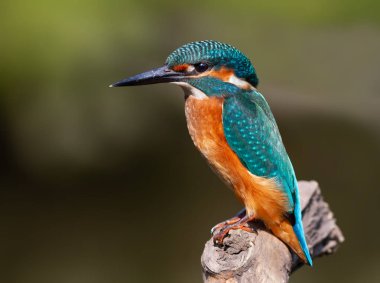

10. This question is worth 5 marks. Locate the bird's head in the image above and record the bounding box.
[110,40,258,97]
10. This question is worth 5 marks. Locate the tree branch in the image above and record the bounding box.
[201,181,344,283]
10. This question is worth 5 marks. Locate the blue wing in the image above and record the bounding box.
[222,90,312,265]
[223,90,295,209]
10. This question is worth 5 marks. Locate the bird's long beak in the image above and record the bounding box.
[109,65,185,87]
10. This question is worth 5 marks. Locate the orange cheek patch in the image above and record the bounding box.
[208,67,234,82]
[208,67,252,90]
[172,64,189,72]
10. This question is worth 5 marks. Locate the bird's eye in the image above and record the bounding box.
[194,62,209,73]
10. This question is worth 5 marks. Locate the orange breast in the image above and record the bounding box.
[185,95,306,262]
[184,96,289,222]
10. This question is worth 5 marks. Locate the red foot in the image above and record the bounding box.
[210,217,241,234]
[212,214,255,245]
[210,209,247,234]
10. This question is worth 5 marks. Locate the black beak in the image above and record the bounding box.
[109,65,185,87]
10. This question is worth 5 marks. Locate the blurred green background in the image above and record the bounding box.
[1,0,379,282]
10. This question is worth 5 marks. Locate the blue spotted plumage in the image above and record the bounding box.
[223,90,312,265]
[223,91,294,205]
[111,40,313,266]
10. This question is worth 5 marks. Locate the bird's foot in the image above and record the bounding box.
[210,217,241,235]
[210,208,247,234]
[212,214,255,246]
[212,224,253,245]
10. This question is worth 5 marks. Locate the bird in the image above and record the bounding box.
[110,40,313,266]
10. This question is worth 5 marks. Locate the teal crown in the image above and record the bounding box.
[166,40,259,87]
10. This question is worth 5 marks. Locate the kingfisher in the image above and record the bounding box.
[110,40,313,265]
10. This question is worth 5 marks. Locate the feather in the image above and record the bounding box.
[222,90,312,265]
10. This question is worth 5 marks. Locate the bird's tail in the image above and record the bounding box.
[291,181,313,266]
[270,178,313,265]
[268,179,312,265]
[293,216,313,266]
[270,218,312,266]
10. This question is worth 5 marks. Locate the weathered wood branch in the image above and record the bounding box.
[201,180,344,283]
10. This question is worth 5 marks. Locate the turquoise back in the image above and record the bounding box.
[222,90,313,265]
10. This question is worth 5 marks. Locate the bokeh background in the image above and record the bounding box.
[1,1,379,282]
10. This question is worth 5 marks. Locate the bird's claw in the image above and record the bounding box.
[212,223,256,246]
[212,227,230,245]
[210,222,226,234]
[210,217,241,234]
[211,213,255,246]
